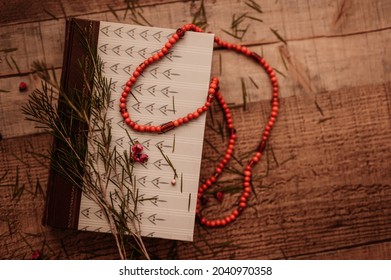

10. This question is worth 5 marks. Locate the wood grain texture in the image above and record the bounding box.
[1,0,391,259]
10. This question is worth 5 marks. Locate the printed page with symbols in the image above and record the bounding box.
[78,22,214,241]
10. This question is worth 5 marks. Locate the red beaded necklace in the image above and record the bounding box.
[119,23,279,228]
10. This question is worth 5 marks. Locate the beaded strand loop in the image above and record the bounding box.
[119,23,279,227]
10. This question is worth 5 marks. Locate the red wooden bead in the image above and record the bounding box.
[153,54,160,61]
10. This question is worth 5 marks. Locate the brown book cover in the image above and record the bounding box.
[43,18,100,229]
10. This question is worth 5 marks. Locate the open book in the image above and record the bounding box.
[43,18,214,241]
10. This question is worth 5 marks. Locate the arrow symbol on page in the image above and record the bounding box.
[127,28,135,39]
[147,85,156,96]
[162,69,179,79]
[149,67,158,78]
[100,26,110,36]
[133,84,143,94]
[81,208,91,218]
[138,47,147,58]
[110,63,119,74]
[139,30,149,40]
[137,176,147,187]
[159,105,168,115]
[152,31,162,42]
[114,27,123,37]
[145,103,154,114]
[141,139,151,150]
[138,194,145,205]
[125,46,134,57]
[98,44,108,54]
[123,64,133,75]
[115,137,125,147]
[112,45,121,55]
[132,102,141,113]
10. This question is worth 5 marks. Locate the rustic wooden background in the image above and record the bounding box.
[1,0,391,259]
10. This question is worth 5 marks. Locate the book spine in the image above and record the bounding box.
[43,18,100,229]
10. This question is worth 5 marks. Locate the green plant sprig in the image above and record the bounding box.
[21,23,149,259]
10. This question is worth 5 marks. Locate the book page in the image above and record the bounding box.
[77,22,214,241]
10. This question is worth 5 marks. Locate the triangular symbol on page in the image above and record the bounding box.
[138,194,145,205]
[149,67,158,78]
[141,139,151,150]
[125,46,134,57]
[132,102,141,113]
[145,103,155,114]
[139,30,149,40]
[100,26,110,36]
[114,27,123,37]
[159,105,168,115]
[81,208,91,218]
[153,160,162,170]
[162,69,172,79]
[133,84,143,94]
[98,44,108,54]
[166,51,173,61]
[151,178,161,188]
[108,99,115,109]
[137,176,147,187]
[138,47,147,58]
[110,80,117,92]
[155,140,164,149]
[127,28,135,39]
[94,210,103,220]
[152,31,162,42]
[115,137,124,147]
[148,214,157,224]
[123,64,133,75]
[147,85,156,96]
[112,45,121,55]
[160,86,169,97]
[117,119,125,128]
[110,63,119,74]
[150,195,159,206]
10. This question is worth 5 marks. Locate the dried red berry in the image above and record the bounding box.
[131,143,143,154]
[19,82,27,92]
[31,250,40,260]
[215,191,224,203]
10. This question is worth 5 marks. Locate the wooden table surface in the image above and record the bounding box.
[1,0,391,259]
